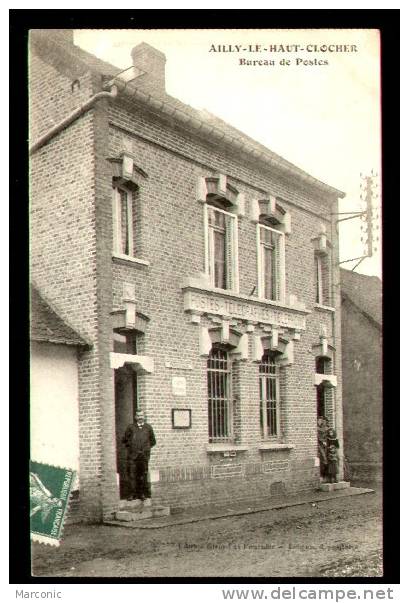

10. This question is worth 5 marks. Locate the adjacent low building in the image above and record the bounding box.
[30,284,90,510]
[341,269,382,483]
[30,29,345,522]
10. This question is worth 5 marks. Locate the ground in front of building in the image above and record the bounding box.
[31,484,382,578]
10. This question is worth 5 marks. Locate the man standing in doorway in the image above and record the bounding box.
[122,411,156,505]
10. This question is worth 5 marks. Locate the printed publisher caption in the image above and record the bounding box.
[209,43,359,67]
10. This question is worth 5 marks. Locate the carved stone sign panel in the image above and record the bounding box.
[183,289,307,330]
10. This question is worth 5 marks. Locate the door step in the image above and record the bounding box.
[320,481,350,492]
[114,503,171,522]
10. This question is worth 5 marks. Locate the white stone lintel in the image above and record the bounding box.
[250,198,260,223]
[190,313,201,324]
[110,352,154,374]
[314,373,337,387]
[218,173,227,194]
[196,176,208,203]
[236,193,246,217]
[199,326,212,356]
[253,334,264,362]
[234,332,248,360]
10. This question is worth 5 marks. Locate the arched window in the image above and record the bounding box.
[259,352,280,439]
[207,346,233,442]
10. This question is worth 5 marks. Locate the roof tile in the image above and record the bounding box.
[30,286,90,347]
[341,269,382,326]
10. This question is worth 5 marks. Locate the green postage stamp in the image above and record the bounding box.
[30,460,76,546]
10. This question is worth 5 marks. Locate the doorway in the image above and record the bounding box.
[114,366,139,499]
[316,383,326,419]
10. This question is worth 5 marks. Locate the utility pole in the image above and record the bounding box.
[337,171,380,271]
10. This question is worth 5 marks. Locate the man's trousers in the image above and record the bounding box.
[127,455,151,500]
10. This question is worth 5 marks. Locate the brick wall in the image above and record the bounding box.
[30,47,107,522]
[105,96,342,511]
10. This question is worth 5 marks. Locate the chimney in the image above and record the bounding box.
[131,42,166,97]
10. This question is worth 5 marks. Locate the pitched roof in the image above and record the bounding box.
[30,285,90,347]
[340,268,382,326]
[30,30,344,199]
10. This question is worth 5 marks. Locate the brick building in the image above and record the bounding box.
[29,29,346,523]
[341,269,382,482]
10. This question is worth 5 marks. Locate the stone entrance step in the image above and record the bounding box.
[114,501,171,522]
[320,481,350,492]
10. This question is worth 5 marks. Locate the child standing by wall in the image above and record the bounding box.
[317,416,329,480]
[327,444,339,483]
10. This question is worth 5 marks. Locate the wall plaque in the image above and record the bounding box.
[171,408,191,429]
[172,376,187,396]
[165,359,193,370]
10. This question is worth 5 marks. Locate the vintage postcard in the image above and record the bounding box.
[29,27,382,577]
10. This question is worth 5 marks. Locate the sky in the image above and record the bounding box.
[75,28,382,278]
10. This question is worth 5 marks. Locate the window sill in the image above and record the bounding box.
[112,253,150,267]
[206,444,248,453]
[314,303,335,312]
[258,442,294,451]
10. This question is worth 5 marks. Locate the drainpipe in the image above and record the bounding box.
[29,85,118,155]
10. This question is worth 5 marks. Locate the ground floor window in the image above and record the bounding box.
[207,346,233,442]
[259,352,280,438]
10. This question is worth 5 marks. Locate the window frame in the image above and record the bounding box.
[257,223,286,302]
[204,203,239,293]
[259,352,281,440]
[315,254,323,304]
[207,346,234,443]
[112,185,135,258]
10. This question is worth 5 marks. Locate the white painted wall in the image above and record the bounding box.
[30,342,80,483]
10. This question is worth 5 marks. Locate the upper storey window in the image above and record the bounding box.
[200,175,240,293]
[108,153,148,265]
[315,254,324,304]
[312,226,332,307]
[252,196,290,304]
[112,185,137,258]
[206,205,238,291]
[257,224,285,302]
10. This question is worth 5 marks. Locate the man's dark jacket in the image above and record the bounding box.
[122,422,156,460]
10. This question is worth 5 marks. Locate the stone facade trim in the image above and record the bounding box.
[314,373,337,388]
[182,278,308,330]
[258,442,294,451]
[206,444,249,453]
[109,352,154,374]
